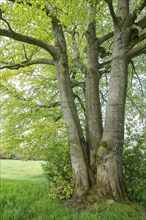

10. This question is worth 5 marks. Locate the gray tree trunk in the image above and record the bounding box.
[85,20,103,182]
[52,16,90,200]
[96,0,129,201]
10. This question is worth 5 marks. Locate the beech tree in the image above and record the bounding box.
[0,0,146,202]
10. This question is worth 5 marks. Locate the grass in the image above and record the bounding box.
[0,159,45,180]
[0,159,145,220]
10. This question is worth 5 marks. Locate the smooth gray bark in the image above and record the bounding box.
[85,20,103,181]
[52,16,90,200]
[96,0,130,201]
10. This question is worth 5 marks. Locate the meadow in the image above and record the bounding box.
[0,159,145,220]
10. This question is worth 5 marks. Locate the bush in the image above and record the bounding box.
[43,130,146,202]
[42,138,73,199]
[123,133,146,202]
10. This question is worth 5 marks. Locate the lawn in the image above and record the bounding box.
[0,159,145,220]
[0,159,45,180]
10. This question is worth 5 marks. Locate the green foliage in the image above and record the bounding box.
[123,133,146,202]
[42,138,73,199]
[0,67,63,160]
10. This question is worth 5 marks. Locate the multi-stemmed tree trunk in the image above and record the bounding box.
[0,0,146,203]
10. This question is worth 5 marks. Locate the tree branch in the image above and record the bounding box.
[71,25,87,75]
[73,59,87,76]
[74,94,85,112]
[71,81,85,90]
[35,101,60,109]
[1,83,60,109]
[104,0,117,24]
[99,90,107,103]
[129,32,146,49]
[0,59,54,70]
[130,60,144,95]
[0,28,58,59]
[127,43,146,59]
[127,95,144,119]
[137,15,146,29]
[98,31,114,45]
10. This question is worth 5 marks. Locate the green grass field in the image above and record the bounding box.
[0,159,145,220]
[0,159,45,180]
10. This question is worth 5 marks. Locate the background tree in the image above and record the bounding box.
[0,0,146,203]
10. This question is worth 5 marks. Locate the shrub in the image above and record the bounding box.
[123,133,146,202]
[42,138,73,199]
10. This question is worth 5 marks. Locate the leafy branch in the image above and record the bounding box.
[0,28,58,58]
[1,83,60,109]
[0,11,57,59]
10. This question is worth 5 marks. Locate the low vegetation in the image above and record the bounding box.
[0,160,145,220]
[43,132,146,202]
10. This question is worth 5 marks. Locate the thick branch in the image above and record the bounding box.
[0,28,58,59]
[74,94,85,112]
[98,31,114,45]
[0,59,54,70]
[73,59,87,76]
[129,32,146,48]
[104,0,117,24]
[127,43,146,59]
[137,15,146,29]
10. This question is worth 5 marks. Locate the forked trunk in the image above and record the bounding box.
[52,0,130,203]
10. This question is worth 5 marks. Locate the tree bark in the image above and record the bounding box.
[51,16,90,200]
[96,39,128,201]
[85,21,103,182]
[96,0,130,201]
